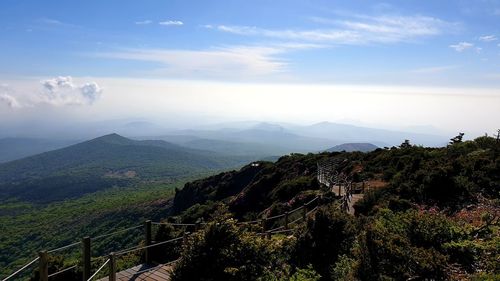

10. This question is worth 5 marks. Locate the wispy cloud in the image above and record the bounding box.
[0,94,22,109]
[37,18,78,28]
[411,65,458,74]
[0,84,23,109]
[210,14,454,45]
[135,20,152,25]
[93,44,320,79]
[159,20,183,26]
[479,35,497,42]
[449,42,474,52]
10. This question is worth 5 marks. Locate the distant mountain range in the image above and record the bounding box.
[160,121,447,153]
[326,143,378,152]
[0,134,250,203]
[0,121,449,163]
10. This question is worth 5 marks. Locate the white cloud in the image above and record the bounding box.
[80,82,102,102]
[213,14,453,45]
[449,42,474,52]
[411,65,458,74]
[0,84,23,109]
[159,20,183,26]
[0,94,22,109]
[135,20,152,25]
[95,45,310,79]
[38,18,78,28]
[40,76,102,106]
[39,18,63,25]
[479,35,497,42]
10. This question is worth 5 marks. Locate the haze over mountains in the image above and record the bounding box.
[0,120,449,163]
[0,138,78,163]
[0,134,250,203]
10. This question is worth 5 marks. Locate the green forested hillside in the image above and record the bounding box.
[2,136,499,280]
[167,136,499,280]
[0,134,249,203]
[0,177,201,279]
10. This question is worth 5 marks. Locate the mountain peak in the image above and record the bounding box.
[92,133,132,145]
[251,122,284,132]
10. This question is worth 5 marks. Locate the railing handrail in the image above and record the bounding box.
[47,265,77,278]
[87,258,110,281]
[5,158,359,280]
[1,257,39,281]
[115,236,184,256]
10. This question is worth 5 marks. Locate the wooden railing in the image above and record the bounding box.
[4,158,359,281]
[2,196,322,281]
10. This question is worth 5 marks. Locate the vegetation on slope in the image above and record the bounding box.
[167,135,499,280]
[0,133,249,203]
[3,134,498,280]
[0,178,191,278]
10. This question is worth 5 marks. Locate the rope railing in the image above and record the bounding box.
[152,222,196,227]
[1,257,39,281]
[47,241,81,253]
[270,228,295,235]
[87,258,109,281]
[48,265,77,278]
[306,206,319,216]
[92,224,142,240]
[289,216,303,226]
[266,213,286,220]
[237,219,261,225]
[267,225,285,233]
[115,236,184,256]
[5,162,352,281]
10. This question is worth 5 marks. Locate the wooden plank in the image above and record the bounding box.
[99,263,173,281]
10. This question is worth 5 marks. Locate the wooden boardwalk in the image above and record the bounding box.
[98,263,173,281]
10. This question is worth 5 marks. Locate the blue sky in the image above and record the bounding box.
[0,0,500,136]
[1,0,499,84]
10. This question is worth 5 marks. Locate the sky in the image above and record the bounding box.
[0,0,499,138]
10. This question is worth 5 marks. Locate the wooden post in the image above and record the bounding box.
[109,253,116,281]
[82,236,91,281]
[144,220,152,264]
[284,212,289,229]
[266,231,271,240]
[302,204,307,220]
[38,251,48,281]
[261,216,266,232]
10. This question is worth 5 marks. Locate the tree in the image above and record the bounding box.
[449,133,465,145]
[294,204,356,280]
[400,140,412,149]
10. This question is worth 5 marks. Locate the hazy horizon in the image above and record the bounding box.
[1,0,500,139]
